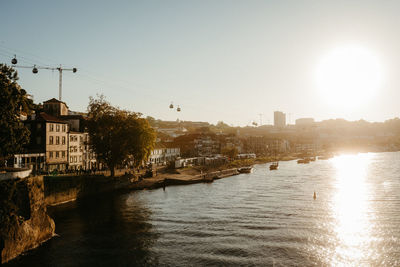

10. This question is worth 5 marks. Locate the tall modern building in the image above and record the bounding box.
[274,111,286,128]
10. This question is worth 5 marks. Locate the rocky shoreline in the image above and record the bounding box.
[0,176,55,264]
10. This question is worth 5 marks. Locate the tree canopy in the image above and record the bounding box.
[86,96,156,176]
[0,64,33,166]
[221,146,239,160]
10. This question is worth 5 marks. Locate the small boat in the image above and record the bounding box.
[318,155,333,160]
[238,166,253,173]
[269,161,279,170]
[297,158,310,164]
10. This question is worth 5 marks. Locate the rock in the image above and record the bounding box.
[0,176,55,264]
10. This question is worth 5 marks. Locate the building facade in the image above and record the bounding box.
[148,147,180,165]
[274,111,286,128]
[68,132,84,170]
[23,112,69,171]
[16,98,99,173]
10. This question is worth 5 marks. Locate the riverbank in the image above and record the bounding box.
[0,157,291,264]
[0,167,240,264]
[44,167,241,207]
[129,167,239,191]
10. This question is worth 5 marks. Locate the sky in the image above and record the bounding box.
[1,0,400,126]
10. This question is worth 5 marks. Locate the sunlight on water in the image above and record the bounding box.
[330,154,373,266]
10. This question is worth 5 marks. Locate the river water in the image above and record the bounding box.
[6,152,400,266]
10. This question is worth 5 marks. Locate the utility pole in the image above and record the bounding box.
[11,56,77,101]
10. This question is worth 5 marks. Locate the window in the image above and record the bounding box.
[79,156,82,162]
[56,136,60,145]
[56,151,59,158]
[62,137,66,145]
[70,156,73,162]
[62,151,65,158]
[80,136,83,142]
[62,125,66,132]
[74,156,77,163]
[49,124,54,132]
[37,124,42,130]
[70,147,73,152]
[49,136,54,145]
[74,146,78,152]
[49,152,53,158]
[70,135,73,142]
[56,124,60,132]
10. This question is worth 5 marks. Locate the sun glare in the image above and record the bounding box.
[316,45,383,109]
[330,154,373,265]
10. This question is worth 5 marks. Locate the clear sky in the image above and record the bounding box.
[1,0,399,126]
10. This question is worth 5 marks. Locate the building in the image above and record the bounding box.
[274,111,286,128]
[156,127,187,138]
[16,98,99,173]
[82,133,97,170]
[149,147,165,165]
[165,147,180,162]
[68,132,84,170]
[194,136,220,156]
[21,112,69,171]
[13,152,45,172]
[148,146,180,165]
[295,118,315,126]
[43,98,69,116]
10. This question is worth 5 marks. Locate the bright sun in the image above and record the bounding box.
[316,45,383,109]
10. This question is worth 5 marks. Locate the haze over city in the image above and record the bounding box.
[2,0,400,125]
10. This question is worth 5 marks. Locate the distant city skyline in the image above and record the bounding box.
[1,1,400,126]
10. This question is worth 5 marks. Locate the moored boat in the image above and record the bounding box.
[269,162,279,170]
[297,158,310,164]
[238,166,253,173]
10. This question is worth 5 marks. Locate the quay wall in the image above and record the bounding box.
[44,174,134,206]
[1,168,239,263]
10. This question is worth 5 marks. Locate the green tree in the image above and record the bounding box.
[86,96,156,176]
[221,146,239,160]
[0,64,33,166]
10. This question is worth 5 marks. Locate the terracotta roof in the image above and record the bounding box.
[154,143,166,149]
[43,98,69,108]
[35,112,67,123]
[60,115,85,120]
[44,98,63,103]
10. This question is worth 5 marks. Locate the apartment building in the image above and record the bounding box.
[68,132,84,170]
[20,112,69,171]
[148,146,180,165]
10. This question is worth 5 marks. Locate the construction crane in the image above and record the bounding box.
[11,55,77,101]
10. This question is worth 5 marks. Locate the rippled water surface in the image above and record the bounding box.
[7,152,400,266]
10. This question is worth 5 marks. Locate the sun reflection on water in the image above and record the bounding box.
[330,154,372,266]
